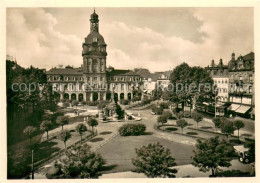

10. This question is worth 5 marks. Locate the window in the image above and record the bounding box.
[249,86,252,93]
[249,75,253,82]
[239,76,243,81]
[121,84,124,91]
[100,77,103,81]
[93,37,97,42]
[94,77,97,81]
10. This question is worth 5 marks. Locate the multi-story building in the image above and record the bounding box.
[228,52,254,118]
[206,58,229,103]
[47,10,142,102]
[206,52,255,118]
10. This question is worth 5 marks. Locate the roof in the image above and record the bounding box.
[85,31,106,45]
[46,67,83,75]
[107,69,140,76]
[242,52,254,61]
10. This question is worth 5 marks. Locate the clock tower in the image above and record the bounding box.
[82,10,107,101]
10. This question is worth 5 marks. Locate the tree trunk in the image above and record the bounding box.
[238,129,240,139]
[64,141,66,148]
[30,137,32,148]
[92,126,93,132]
[80,135,82,143]
[182,128,183,135]
[62,125,63,130]
[211,168,215,176]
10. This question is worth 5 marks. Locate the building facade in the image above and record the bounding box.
[206,58,229,103]
[227,52,254,118]
[47,10,142,102]
[206,52,255,118]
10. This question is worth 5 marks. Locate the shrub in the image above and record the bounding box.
[156,107,163,115]
[159,102,169,109]
[176,111,184,119]
[172,107,182,114]
[186,132,198,135]
[166,127,178,131]
[63,101,70,108]
[157,115,168,125]
[120,99,130,105]
[162,111,173,119]
[118,123,146,136]
[97,101,109,109]
[141,98,152,105]
[86,101,98,106]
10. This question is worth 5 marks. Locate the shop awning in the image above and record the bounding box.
[229,104,241,111]
[250,108,255,115]
[236,105,251,114]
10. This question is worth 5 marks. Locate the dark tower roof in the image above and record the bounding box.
[90,9,99,22]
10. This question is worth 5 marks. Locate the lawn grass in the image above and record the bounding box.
[98,135,195,173]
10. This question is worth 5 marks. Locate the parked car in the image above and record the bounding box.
[234,145,251,163]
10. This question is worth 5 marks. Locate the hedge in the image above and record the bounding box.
[118,123,146,136]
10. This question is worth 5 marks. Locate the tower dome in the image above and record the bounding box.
[90,9,99,21]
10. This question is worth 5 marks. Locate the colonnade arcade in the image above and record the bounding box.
[56,91,136,102]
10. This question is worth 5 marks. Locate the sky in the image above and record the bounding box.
[6,7,254,72]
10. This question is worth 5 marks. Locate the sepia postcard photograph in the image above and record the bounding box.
[0,0,259,182]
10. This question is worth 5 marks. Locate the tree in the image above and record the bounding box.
[157,115,168,126]
[76,123,87,143]
[176,111,184,119]
[56,116,69,130]
[220,120,235,139]
[234,120,245,139]
[87,118,98,132]
[58,130,71,148]
[54,144,105,178]
[176,119,188,134]
[40,120,52,140]
[192,112,203,128]
[169,63,214,111]
[132,142,178,178]
[212,117,222,130]
[115,103,125,119]
[23,126,37,147]
[192,136,235,177]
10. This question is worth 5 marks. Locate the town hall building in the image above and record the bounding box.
[46,10,143,102]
